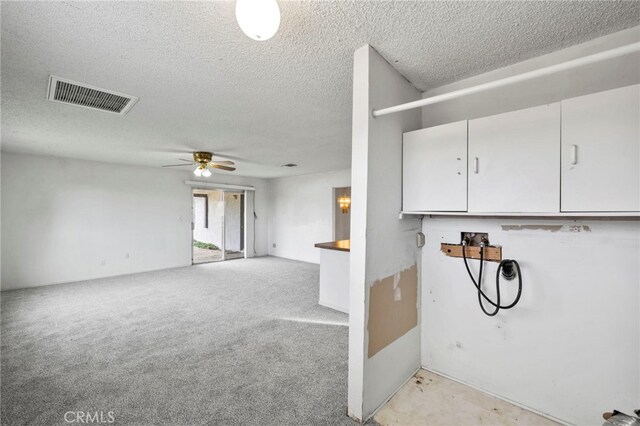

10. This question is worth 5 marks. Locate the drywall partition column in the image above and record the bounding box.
[348,45,422,421]
[362,46,423,418]
[348,45,369,421]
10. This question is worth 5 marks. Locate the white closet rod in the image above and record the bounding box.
[372,42,640,118]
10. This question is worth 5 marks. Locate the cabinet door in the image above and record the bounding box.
[468,103,560,213]
[561,85,640,212]
[403,121,467,211]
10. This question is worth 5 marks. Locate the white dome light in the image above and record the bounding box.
[193,167,203,177]
[235,0,280,41]
[202,169,212,178]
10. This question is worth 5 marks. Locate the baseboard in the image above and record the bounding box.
[421,366,569,426]
[318,299,349,314]
[0,262,192,292]
[364,366,421,423]
[267,254,320,265]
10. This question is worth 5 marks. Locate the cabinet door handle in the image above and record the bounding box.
[571,144,578,165]
[474,157,479,174]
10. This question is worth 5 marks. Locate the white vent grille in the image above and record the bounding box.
[47,76,138,115]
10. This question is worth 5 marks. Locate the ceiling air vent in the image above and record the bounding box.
[47,76,138,115]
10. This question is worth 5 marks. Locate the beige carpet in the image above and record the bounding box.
[1,257,354,426]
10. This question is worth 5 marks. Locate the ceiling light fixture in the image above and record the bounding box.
[163,152,236,173]
[235,0,280,41]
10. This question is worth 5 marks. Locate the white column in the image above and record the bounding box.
[348,44,423,421]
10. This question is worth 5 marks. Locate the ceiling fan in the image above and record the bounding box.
[162,152,236,176]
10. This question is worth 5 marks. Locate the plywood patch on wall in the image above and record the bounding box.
[368,264,418,358]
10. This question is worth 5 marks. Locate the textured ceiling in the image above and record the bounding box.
[2,1,639,178]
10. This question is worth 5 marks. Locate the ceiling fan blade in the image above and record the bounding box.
[210,164,236,172]
[211,160,235,166]
[210,153,244,161]
[179,158,194,163]
[162,164,192,167]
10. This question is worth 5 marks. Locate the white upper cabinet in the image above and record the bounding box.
[468,103,561,213]
[403,121,467,212]
[561,85,640,212]
[401,86,639,215]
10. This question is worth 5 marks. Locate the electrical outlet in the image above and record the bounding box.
[100,260,106,266]
[272,243,276,248]
[460,232,489,246]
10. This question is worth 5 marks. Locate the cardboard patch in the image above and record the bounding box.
[367,264,418,358]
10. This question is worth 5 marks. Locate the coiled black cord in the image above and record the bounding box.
[462,243,523,316]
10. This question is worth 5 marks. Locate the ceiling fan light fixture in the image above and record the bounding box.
[162,152,235,173]
[235,0,280,41]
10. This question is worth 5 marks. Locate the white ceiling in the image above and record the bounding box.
[2,1,638,178]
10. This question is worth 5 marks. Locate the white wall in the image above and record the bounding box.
[1,152,190,290]
[349,45,423,421]
[267,169,351,264]
[418,28,640,425]
[422,218,639,425]
[1,152,269,290]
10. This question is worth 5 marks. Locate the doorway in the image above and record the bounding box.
[192,189,245,264]
[333,186,351,240]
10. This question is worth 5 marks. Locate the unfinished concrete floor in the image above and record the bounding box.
[374,370,560,426]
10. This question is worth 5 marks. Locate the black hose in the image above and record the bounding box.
[477,247,500,316]
[462,244,523,316]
